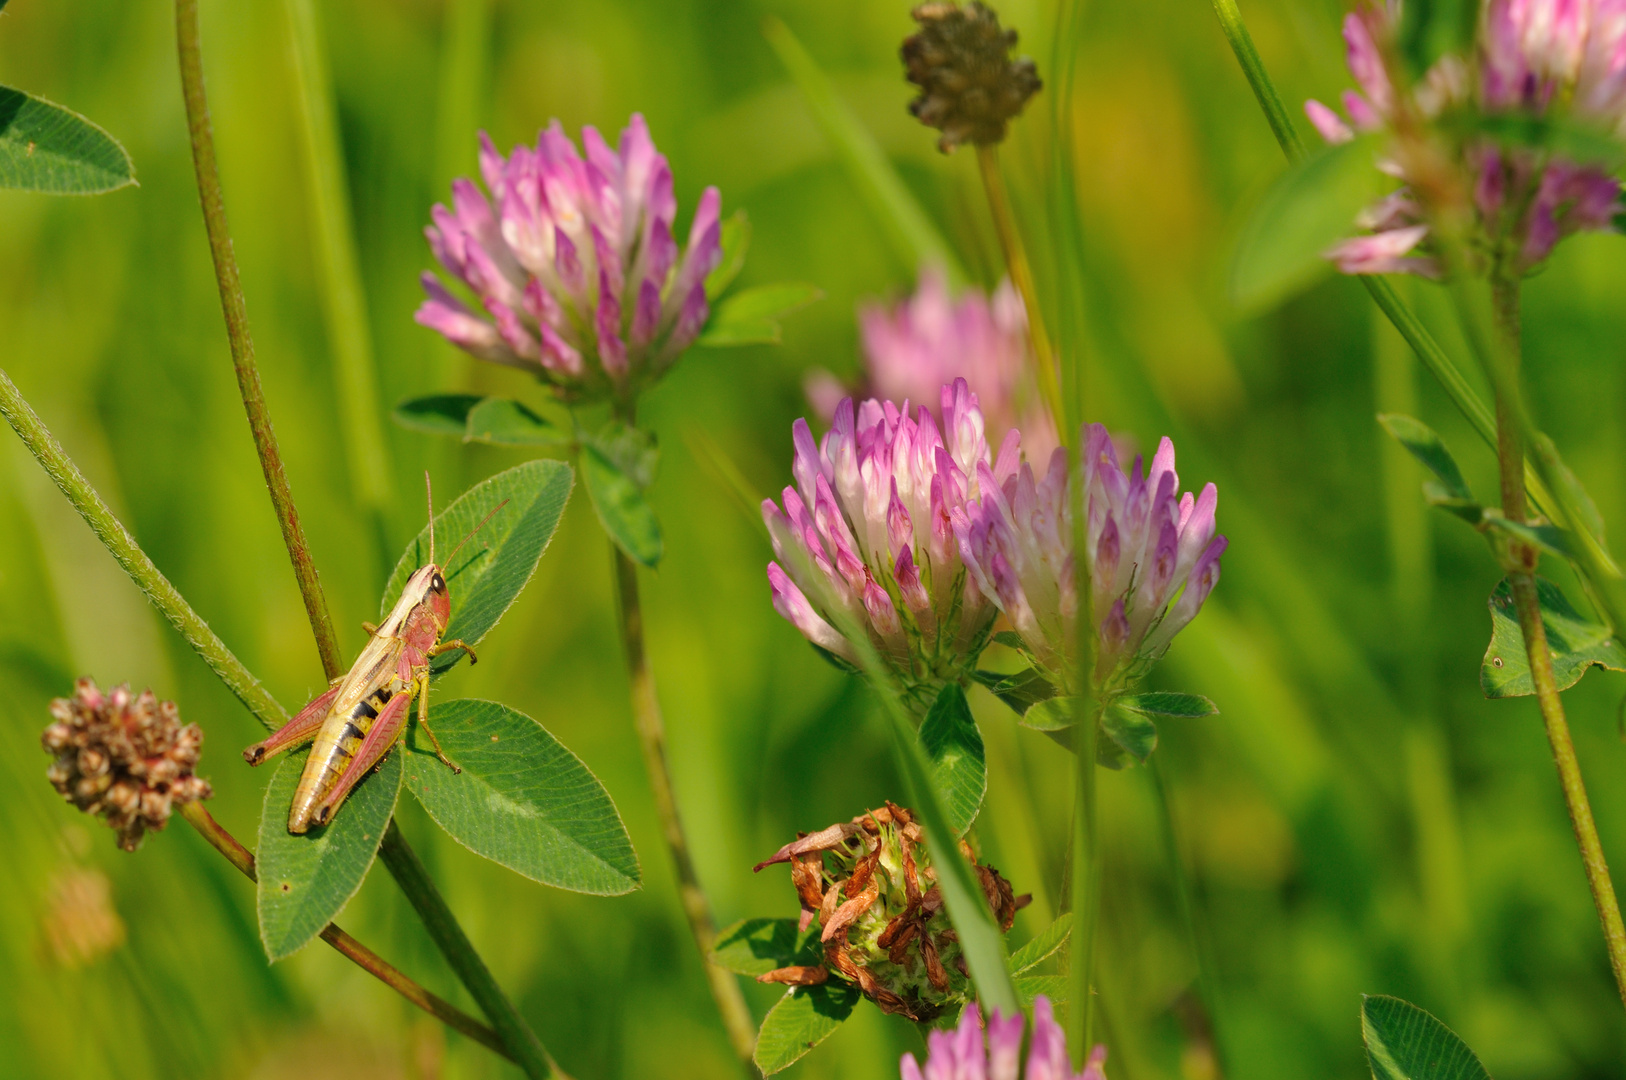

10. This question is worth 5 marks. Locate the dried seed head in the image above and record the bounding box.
[41,678,212,852]
[902,2,1041,152]
[754,803,1020,1021]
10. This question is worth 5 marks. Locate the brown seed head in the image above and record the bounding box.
[754,804,1019,1021]
[902,2,1041,152]
[42,678,212,852]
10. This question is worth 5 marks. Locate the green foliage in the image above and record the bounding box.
[402,699,639,894]
[706,210,751,301]
[753,983,862,1076]
[711,917,818,975]
[1013,974,1067,1006]
[1397,0,1478,80]
[1099,705,1158,769]
[919,682,986,836]
[255,746,403,961]
[1362,995,1491,1080]
[1119,692,1219,718]
[697,282,824,347]
[581,422,663,567]
[1232,136,1384,312]
[972,665,1060,716]
[394,393,484,437]
[464,398,568,447]
[1008,912,1071,974]
[384,460,573,676]
[0,86,134,194]
[1481,576,1626,697]
[1378,414,1473,502]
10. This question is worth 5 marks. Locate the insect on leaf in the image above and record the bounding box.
[1482,575,1626,697]
[384,459,574,677]
[711,918,819,976]
[403,699,639,894]
[0,86,134,194]
[1362,995,1491,1080]
[256,745,402,961]
[753,982,861,1075]
[919,682,987,836]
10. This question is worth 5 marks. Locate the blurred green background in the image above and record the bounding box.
[4,0,1626,1077]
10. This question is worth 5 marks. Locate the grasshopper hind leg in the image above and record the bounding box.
[414,676,461,773]
[244,685,340,766]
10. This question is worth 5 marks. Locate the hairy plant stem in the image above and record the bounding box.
[1490,278,1626,1011]
[176,0,343,679]
[609,538,759,1072]
[178,802,509,1059]
[178,3,560,1068]
[378,822,563,1078]
[976,143,1066,438]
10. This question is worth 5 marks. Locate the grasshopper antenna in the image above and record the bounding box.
[445,498,510,568]
[425,472,437,566]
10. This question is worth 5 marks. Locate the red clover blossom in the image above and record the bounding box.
[417,114,722,401]
[899,996,1108,1080]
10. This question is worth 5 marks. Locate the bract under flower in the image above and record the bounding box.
[416,114,721,402]
[764,378,1008,701]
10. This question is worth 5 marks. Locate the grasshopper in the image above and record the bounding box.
[244,477,503,834]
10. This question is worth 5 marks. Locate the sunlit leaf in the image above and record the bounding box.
[697,282,823,347]
[1379,414,1473,501]
[919,683,986,836]
[1117,692,1219,718]
[1232,135,1384,313]
[582,441,662,568]
[256,746,402,961]
[753,982,861,1075]
[1362,995,1491,1080]
[0,86,134,194]
[1482,575,1626,697]
[393,394,483,437]
[1099,706,1157,769]
[711,918,818,976]
[464,398,568,447]
[972,666,1059,716]
[706,209,750,301]
[1014,974,1067,1007]
[402,699,639,894]
[385,460,574,676]
[1008,912,1071,975]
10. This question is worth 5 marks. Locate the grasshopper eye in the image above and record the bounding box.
[431,573,446,592]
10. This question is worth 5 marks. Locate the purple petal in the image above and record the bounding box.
[1304,99,1354,143]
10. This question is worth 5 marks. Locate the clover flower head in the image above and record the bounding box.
[1305,1,1623,277]
[753,803,1019,1022]
[857,268,1057,459]
[953,424,1225,691]
[764,378,1012,699]
[43,678,212,852]
[900,996,1108,1080]
[417,114,722,402]
[903,1,1042,152]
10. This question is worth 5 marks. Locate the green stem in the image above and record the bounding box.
[1150,758,1227,1076]
[1209,0,1305,159]
[175,0,344,679]
[975,144,1066,440]
[610,540,759,1072]
[379,821,564,1079]
[282,0,394,560]
[0,367,285,730]
[179,803,510,1059]
[1067,709,1100,1061]
[1488,279,1626,1012]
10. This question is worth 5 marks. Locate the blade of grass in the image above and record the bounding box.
[762,15,967,288]
[283,0,394,565]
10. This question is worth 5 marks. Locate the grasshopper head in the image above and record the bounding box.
[402,564,452,632]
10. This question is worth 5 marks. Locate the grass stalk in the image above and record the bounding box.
[178,802,512,1061]
[175,0,344,680]
[609,540,760,1071]
[282,0,395,567]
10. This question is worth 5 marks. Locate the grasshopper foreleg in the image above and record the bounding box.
[244,685,340,765]
[361,620,379,636]
[414,675,461,773]
[427,638,478,665]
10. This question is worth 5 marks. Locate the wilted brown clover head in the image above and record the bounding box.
[752,802,1020,1022]
[903,2,1041,152]
[43,678,212,852]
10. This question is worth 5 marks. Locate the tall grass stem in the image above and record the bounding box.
[175,0,344,680]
